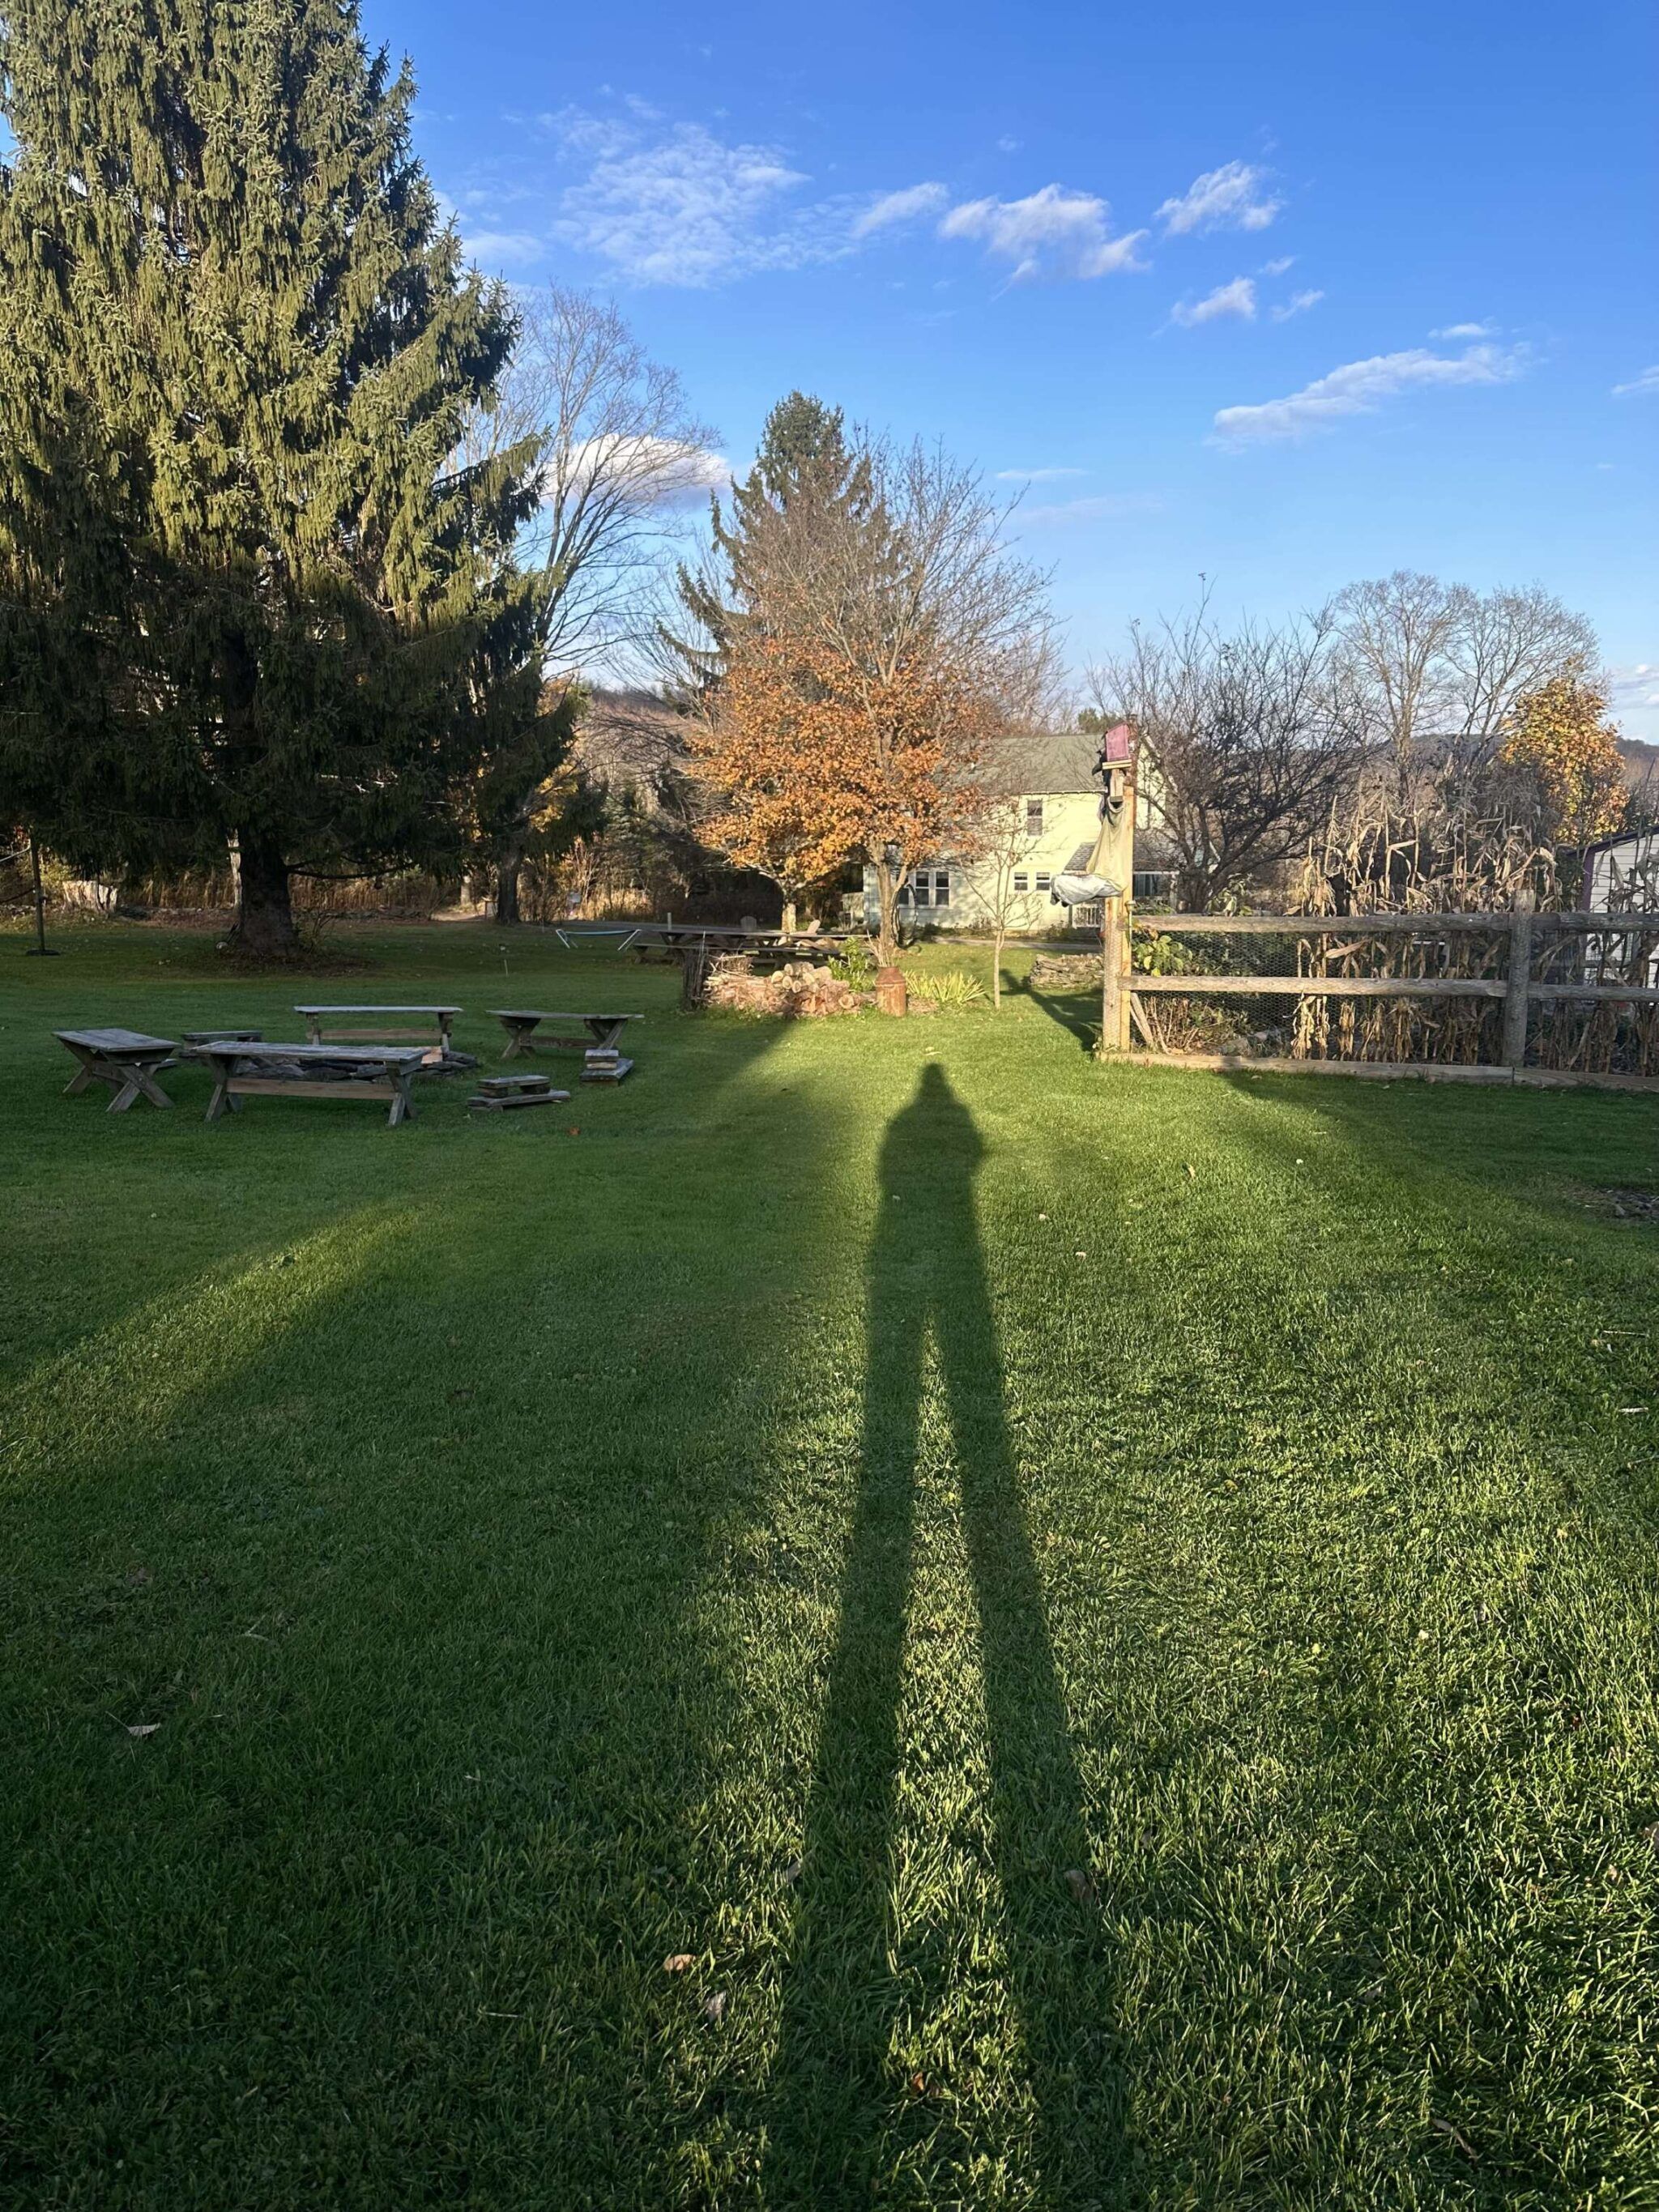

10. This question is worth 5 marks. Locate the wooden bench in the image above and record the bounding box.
[53,1028,178,1112]
[492,1010,643,1061]
[185,1041,432,1127]
[294,1004,460,1060]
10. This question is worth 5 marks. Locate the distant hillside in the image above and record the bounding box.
[1619,737,1659,795]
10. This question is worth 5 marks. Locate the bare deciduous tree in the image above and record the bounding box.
[954,795,1036,1008]
[473,289,719,921]
[1092,599,1367,910]
[1333,570,1597,797]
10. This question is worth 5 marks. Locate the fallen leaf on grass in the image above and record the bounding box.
[1064,1867,1095,1902]
[126,1566,153,1587]
[566,1127,582,1137]
[662,1953,696,1975]
[126,1722,161,1738]
[1431,2116,1478,2161]
[702,1992,727,2024]
[779,1857,804,1886]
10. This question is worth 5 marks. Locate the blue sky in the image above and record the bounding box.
[367,0,1659,733]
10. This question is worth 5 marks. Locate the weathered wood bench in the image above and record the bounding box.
[467,1073,574,1112]
[186,1041,431,1127]
[294,1004,460,1060]
[492,1010,643,1061]
[53,1029,179,1112]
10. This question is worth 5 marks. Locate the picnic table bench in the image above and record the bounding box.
[295,1004,460,1058]
[54,1028,178,1111]
[185,1040,432,1127]
[492,1009,642,1061]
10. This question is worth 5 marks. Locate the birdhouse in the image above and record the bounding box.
[1096,721,1135,811]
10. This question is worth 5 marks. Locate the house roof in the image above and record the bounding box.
[981,728,1102,797]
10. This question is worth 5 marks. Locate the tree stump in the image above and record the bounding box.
[876,966,908,1017]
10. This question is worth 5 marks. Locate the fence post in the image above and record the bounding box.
[1098,893,1128,1056]
[1503,889,1536,1069]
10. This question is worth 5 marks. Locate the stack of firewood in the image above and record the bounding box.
[705,959,865,1018]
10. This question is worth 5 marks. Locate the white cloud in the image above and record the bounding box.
[463,228,545,270]
[1213,343,1523,444]
[1431,320,1495,339]
[1271,288,1324,322]
[996,134,1021,153]
[1613,364,1659,398]
[995,465,1086,482]
[1259,255,1294,277]
[1017,490,1165,527]
[1171,275,1256,326]
[554,117,826,285]
[1157,160,1282,236]
[558,434,729,507]
[939,184,1147,280]
[1610,663,1659,707]
[852,181,949,237]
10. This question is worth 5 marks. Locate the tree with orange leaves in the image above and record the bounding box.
[1498,668,1628,848]
[691,630,997,943]
[674,400,1053,959]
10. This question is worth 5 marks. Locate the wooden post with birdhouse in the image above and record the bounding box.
[1050,721,1136,1056]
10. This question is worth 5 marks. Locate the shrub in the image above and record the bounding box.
[830,936,880,991]
[923,970,988,1012]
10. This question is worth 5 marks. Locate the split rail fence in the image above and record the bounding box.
[1097,897,1659,1093]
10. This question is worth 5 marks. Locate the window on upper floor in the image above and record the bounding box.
[1013,872,1030,893]
[1025,797,1044,835]
[1034,872,1052,892]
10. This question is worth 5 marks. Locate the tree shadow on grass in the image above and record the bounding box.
[1010,971,1101,1055]
[766,1063,1123,2202]
[1,999,824,2206]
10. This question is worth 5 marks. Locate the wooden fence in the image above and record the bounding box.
[1100,899,1659,1093]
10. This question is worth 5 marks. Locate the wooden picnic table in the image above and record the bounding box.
[185,1040,432,1127]
[492,1009,643,1060]
[295,1004,460,1056]
[53,1028,179,1112]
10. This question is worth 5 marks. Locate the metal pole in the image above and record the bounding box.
[24,835,58,957]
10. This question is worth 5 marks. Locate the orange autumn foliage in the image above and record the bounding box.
[1497,671,1628,846]
[689,631,994,904]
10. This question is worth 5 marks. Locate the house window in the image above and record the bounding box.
[1025,798,1044,835]
[1013,872,1030,893]
[903,867,952,909]
[1034,872,1052,893]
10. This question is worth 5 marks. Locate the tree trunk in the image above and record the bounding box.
[495,846,523,926]
[234,826,298,957]
[992,923,1004,1009]
[780,895,798,936]
[872,856,902,965]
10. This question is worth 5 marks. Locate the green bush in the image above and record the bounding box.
[829,936,880,991]
[923,970,988,1011]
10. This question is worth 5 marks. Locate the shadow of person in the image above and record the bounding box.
[767,1062,1123,2201]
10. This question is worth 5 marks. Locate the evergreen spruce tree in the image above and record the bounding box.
[0,0,539,952]
[668,390,874,688]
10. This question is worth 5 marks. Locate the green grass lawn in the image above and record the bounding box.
[5,920,1659,2210]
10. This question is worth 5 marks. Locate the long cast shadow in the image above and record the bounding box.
[768,1063,1123,2201]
